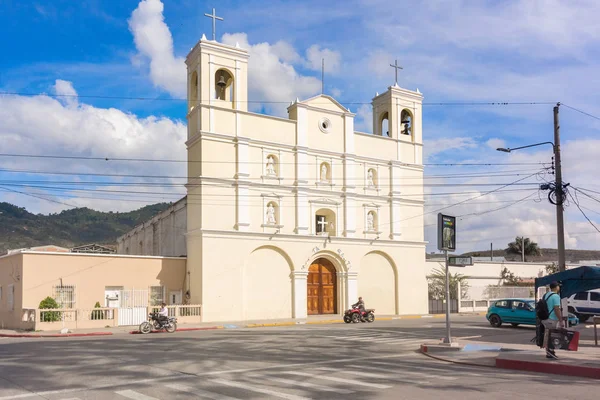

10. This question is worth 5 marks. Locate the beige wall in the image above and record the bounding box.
[20,252,186,310]
[190,233,428,322]
[0,253,24,329]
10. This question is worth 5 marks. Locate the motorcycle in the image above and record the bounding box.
[139,312,177,334]
[343,306,375,323]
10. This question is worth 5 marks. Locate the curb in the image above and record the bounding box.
[0,332,113,338]
[496,358,600,380]
[129,326,223,334]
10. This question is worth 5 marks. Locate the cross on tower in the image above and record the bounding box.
[390,59,403,85]
[204,8,223,41]
[316,216,328,235]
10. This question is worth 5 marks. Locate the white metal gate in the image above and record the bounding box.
[117,289,149,326]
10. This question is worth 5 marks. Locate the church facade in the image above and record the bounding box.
[183,36,429,322]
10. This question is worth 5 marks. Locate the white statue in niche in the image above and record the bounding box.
[367,169,375,188]
[266,156,276,176]
[320,163,328,182]
[266,203,276,224]
[367,212,375,231]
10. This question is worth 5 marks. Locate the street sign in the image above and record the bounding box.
[448,256,473,267]
[437,213,456,252]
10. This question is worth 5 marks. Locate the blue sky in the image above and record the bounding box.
[1,0,600,253]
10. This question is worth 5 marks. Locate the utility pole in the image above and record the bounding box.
[554,103,566,272]
[522,237,525,262]
[490,243,493,261]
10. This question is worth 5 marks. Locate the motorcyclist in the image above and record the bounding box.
[352,297,366,321]
[157,302,169,326]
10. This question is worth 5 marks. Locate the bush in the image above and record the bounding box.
[91,302,103,320]
[38,297,61,322]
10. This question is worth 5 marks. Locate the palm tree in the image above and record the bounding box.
[507,236,541,261]
[427,268,469,300]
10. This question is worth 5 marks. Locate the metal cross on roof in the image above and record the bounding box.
[390,59,403,85]
[204,8,223,41]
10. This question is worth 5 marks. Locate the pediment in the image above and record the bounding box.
[309,198,341,206]
[300,94,351,114]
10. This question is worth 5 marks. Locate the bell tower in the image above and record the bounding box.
[185,34,249,137]
[371,84,423,145]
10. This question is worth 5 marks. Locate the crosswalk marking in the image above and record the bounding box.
[261,376,355,394]
[283,371,392,389]
[115,390,159,400]
[166,383,242,400]
[211,379,311,400]
[357,364,457,380]
[369,360,483,377]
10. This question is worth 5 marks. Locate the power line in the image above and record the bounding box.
[561,103,600,121]
[0,153,546,167]
[0,91,557,106]
[0,166,546,181]
[568,190,600,234]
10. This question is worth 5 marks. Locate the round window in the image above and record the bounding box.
[319,117,331,133]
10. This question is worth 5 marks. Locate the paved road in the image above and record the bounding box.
[0,316,597,400]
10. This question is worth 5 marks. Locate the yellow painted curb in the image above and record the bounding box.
[306,320,343,325]
[246,322,297,328]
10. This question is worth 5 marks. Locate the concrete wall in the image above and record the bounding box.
[20,252,186,310]
[0,253,25,330]
[117,197,187,257]
[189,233,428,322]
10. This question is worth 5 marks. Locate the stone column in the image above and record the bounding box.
[292,271,309,319]
[346,272,359,309]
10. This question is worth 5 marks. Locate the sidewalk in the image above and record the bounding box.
[0,312,477,338]
[421,339,600,380]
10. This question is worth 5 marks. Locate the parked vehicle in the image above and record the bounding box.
[567,290,600,323]
[486,298,579,328]
[343,306,375,323]
[139,312,177,334]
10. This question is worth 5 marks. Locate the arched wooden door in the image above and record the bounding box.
[307,258,337,315]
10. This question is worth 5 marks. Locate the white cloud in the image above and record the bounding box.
[355,104,372,133]
[486,138,505,150]
[271,41,301,64]
[0,81,187,213]
[424,137,478,162]
[53,79,78,108]
[222,33,321,116]
[128,0,186,97]
[305,45,341,73]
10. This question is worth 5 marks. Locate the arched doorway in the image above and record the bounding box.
[308,258,337,315]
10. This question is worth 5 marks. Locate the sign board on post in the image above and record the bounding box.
[437,213,456,252]
[448,256,473,267]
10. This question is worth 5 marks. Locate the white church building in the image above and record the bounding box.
[118,35,429,322]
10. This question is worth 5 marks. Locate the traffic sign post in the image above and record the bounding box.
[438,213,457,345]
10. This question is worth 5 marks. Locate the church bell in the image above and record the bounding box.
[217,75,227,87]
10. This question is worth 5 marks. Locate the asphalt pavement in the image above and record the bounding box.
[0,316,597,400]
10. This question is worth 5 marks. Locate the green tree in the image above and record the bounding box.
[545,263,559,275]
[91,301,103,320]
[38,297,61,322]
[427,268,469,300]
[501,267,531,287]
[506,236,541,261]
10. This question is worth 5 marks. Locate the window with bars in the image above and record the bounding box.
[53,285,76,309]
[149,286,165,306]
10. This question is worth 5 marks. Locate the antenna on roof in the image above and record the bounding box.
[321,58,325,94]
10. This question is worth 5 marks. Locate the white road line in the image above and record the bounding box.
[283,371,392,389]
[356,365,457,380]
[317,367,393,379]
[368,361,484,377]
[115,390,159,400]
[0,354,413,400]
[166,383,241,400]
[211,379,311,400]
[261,376,354,394]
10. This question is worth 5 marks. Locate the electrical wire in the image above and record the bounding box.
[568,190,600,234]
[561,104,600,121]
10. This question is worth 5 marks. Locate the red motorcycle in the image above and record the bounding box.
[343,306,375,323]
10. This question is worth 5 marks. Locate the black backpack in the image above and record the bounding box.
[535,292,555,320]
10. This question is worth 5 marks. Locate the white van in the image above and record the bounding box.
[567,289,600,322]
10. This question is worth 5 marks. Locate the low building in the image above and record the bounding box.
[0,249,187,330]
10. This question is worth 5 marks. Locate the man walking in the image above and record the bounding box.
[542,282,563,359]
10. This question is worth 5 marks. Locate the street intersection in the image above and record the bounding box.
[0,316,597,400]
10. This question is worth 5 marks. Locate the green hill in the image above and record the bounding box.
[0,202,172,252]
